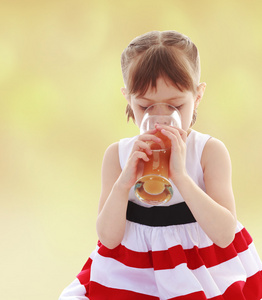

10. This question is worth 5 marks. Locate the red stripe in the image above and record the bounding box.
[99,244,153,268]
[98,227,253,270]
[78,257,92,283]
[169,290,213,300]
[242,270,262,299]
[169,271,262,300]
[77,258,93,297]
[88,281,159,300]
[77,271,262,299]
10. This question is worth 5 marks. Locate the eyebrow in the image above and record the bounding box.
[139,96,182,102]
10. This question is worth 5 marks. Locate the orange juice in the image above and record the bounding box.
[134,131,173,205]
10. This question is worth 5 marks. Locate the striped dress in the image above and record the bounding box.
[59,130,262,300]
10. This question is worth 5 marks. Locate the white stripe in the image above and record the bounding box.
[122,221,245,253]
[90,245,261,299]
[208,256,247,296]
[90,247,98,259]
[154,263,207,299]
[237,242,262,276]
[154,256,246,299]
[90,253,159,297]
[192,246,261,298]
[208,243,262,295]
[58,278,88,300]
[122,221,214,252]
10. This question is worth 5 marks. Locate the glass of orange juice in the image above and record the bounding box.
[134,103,181,205]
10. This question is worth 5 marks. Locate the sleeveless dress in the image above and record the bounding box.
[59,130,262,300]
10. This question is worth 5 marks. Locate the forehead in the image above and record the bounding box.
[127,46,196,97]
[137,77,186,102]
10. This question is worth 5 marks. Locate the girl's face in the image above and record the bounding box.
[125,77,205,132]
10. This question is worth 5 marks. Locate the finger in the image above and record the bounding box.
[130,150,149,163]
[156,123,185,134]
[138,132,162,144]
[160,128,178,144]
[156,124,187,143]
[133,140,152,155]
[180,129,187,143]
[171,126,187,143]
[160,128,183,152]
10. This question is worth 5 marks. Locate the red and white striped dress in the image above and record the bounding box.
[59,130,262,300]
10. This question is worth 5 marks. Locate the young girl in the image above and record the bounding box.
[59,30,262,299]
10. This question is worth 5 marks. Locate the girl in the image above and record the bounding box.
[59,30,262,299]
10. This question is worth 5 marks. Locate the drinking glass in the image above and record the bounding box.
[134,103,181,205]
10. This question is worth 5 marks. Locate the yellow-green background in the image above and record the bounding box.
[1,0,262,299]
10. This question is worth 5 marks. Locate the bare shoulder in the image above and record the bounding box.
[103,141,120,164]
[98,142,122,213]
[102,142,122,181]
[200,137,236,215]
[201,137,231,173]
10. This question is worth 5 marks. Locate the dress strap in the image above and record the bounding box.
[126,201,196,227]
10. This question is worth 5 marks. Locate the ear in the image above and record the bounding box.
[120,87,126,97]
[121,87,131,104]
[194,82,206,109]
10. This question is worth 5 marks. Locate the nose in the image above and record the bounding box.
[149,103,172,116]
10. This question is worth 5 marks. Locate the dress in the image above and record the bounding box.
[59,130,262,300]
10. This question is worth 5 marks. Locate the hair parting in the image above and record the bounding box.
[121,30,201,122]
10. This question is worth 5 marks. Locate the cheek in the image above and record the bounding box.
[180,107,194,130]
[133,111,144,128]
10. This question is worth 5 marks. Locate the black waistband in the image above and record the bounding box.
[126,201,196,227]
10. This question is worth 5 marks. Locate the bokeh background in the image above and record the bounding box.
[1,0,262,299]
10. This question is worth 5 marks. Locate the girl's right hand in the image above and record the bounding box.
[117,130,162,190]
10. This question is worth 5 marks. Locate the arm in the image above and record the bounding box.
[175,138,237,248]
[96,142,129,249]
[159,125,237,248]
[96,133,161,249]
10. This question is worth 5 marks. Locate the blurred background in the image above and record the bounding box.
[0,0,262,299]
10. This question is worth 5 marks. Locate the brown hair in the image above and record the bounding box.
[121,30,201,121]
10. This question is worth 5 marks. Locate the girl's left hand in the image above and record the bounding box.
[155,124,188,183]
